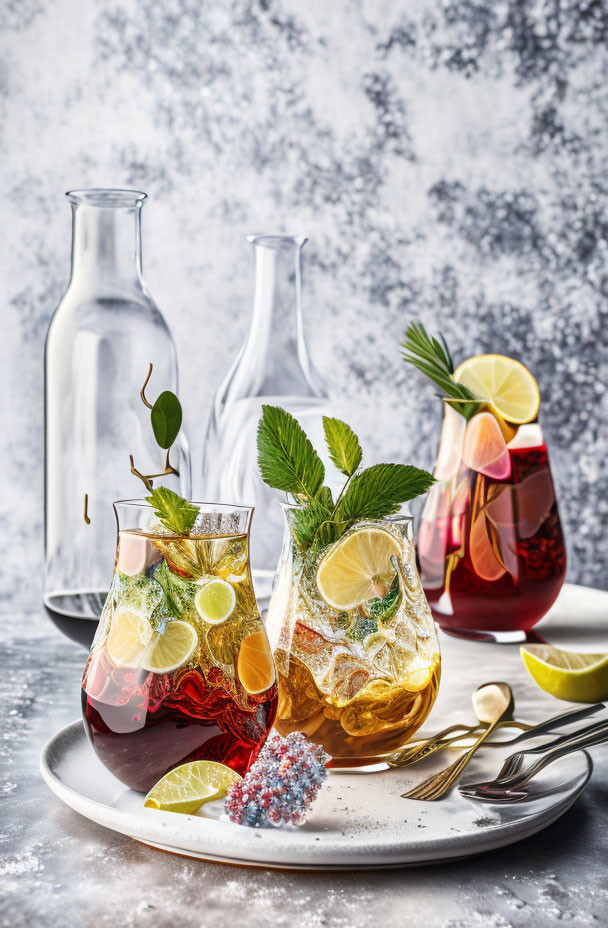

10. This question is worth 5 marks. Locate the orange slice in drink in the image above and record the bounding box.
[469,512,506,582]
[462,412,511,479]
[237,630,276,694]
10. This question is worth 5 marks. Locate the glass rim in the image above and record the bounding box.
[280,501,413,523]
[114,498,254,514]
[66,188,148,208]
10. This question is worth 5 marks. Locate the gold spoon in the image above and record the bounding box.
[389,687,528,768]
[401,682,513,800]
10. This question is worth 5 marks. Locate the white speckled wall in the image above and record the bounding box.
[2,0,607,611]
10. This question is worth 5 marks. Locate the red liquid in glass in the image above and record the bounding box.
[419,441,566,634]
[82,649,277,792]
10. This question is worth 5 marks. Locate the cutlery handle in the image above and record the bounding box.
[513,702,604,744]
[519,717,608,756]
[517,720,608,784]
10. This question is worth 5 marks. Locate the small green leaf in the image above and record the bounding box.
[323,417,362,477]
[337,464,435,523]
[257,406,325,500]
[146,487,198,535]
[151,391,183,449]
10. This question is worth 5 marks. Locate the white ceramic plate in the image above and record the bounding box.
[40,721,592,870]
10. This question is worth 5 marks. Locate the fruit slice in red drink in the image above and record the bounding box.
[469,511,506,582]
[463,412,511,479]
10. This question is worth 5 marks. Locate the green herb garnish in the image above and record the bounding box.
[257,406,434,557]
[146,486,198,536]
[402,322,478,419]
[129,363,196,535]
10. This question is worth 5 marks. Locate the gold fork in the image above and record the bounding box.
[402,682,513,801]
[389,720,531,768]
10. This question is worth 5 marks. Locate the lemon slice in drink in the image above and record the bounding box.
[195,579,236,625]
[454,354,540,424]
[316,527,402,611]
[141,621,198,674]
[521,645,608,703]
[107,607,153,667]
[144,761,242,815]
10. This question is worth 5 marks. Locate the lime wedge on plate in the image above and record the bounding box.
[521,645,608,702]
[195,578,236,625]
[144,761,242,815]
[141,620,198,674]
[316,527,402,611]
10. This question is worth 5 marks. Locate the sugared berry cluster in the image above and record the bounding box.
[224,731,329,828]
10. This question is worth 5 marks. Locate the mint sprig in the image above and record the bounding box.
[257,406,434,556]
[257,405,325,499]
[322,417,362,477]
[146,488,198,536]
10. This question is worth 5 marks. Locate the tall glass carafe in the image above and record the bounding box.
[203,235,330,601]
[44,189,191,648]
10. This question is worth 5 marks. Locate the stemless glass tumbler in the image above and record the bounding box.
[266,508,440,767]
[418,401,566,641]
[82,500,277,792]
[44,190,190,647]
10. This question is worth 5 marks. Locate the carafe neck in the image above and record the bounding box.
[67,189,146,295]
[240,235,324,397]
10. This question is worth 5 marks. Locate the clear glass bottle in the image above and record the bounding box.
[44,189,191,648]
[203,234,331,601]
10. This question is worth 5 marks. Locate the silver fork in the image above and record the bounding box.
[474,716,608,786]
[460,719,608,802]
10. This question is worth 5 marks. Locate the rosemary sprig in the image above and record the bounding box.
[401,322,479,419]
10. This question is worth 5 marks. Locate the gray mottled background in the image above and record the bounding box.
[2,0,607,612]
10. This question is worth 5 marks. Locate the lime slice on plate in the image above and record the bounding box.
[144,761,242,815]
[521,645,608,702]
[316,527,401,611]
[195,578,236,625]
[142,620,198,674]
[454,354,540,424]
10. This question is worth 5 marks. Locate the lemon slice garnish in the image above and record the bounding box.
[316,526,402,611]
[195,579,236,625]
[141,620,198,674]
[521,645,608,703]
[144,761,241,814]
[454,354,540,424]
[107,607,153,667]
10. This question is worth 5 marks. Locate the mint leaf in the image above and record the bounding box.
[151,391,183,449]
[146,487,199,535]
[152,558,195,617]
[257,405,325,500]
[337,464,435,523]
[323,417,362,477]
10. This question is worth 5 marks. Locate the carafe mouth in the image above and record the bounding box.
[247,233,307,249]
[66,188,147,208]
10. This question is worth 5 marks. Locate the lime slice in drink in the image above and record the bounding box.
[195,578,236,625]
[141,620,198,674]
[316,527,402,611]
[144,761,242,815]
[454,354,540,424]
[107,607,153,667]
[521,645,608,703]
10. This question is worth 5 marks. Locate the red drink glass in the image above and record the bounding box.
[418,402,566,641]
[82,500,277,791]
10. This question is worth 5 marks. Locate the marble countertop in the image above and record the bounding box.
[2,584,607,928]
